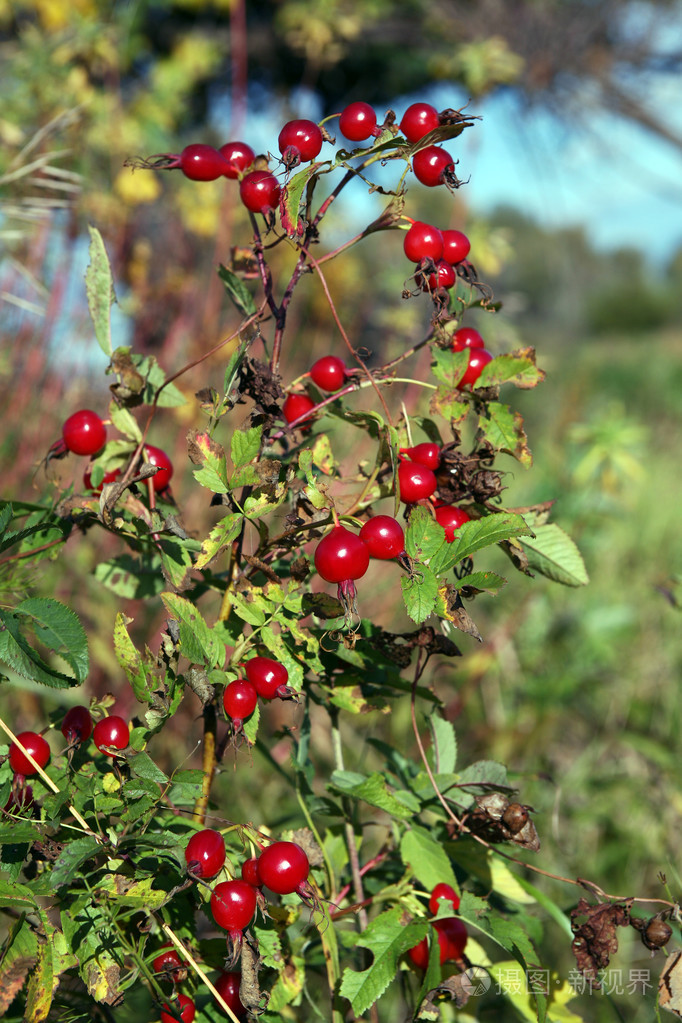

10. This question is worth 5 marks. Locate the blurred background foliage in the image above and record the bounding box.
[1,1,681,1018]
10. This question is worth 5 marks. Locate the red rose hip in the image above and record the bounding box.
[143,444,173,492]
[359,516,405,559]
[398,461,437,503]
[185,828,226,879]
[434,505,471,543]
[339,101,377,142]
[244,657,290,700]
[62,410,107,456]
[239,170,281,213]
[9,732,50,776]
[61,706,93,744]
[403,221,443,263]
[400,102,439,143]
[310,355,346,392]
[93,716,129,756]
[219,141,255,179]
[457,348,493,388]
[160,993,195,1023]
[283,393,316,426]
[257,840,309,895]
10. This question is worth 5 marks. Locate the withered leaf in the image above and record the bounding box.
[570,898,632,984]
[0,956,37,1015]
[437,586,482,642]
[659,948,682,1017]
[464,793,540,851]
[419,971,473,1018]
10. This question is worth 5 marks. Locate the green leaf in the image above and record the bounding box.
[478,401,532,466]
[231,425,262,468]
[217,263,257,317]
[108,402,142,442]
[194,513,243,570]
[280,163,321,237]
[455,760,509,807]
[50,836,101,888]
[158,537,193,590]
[428,715,457,774]
[95,554,166,599]
[339,908,429,1015]
[400,826,457,891]
[0,609,80,689]
[520,524,589,587]
[128,751,169,784]
[0,877,38,908]
[15,597,89,683]
[430,346,469,387]
[85,226,116,357]
[329,770,419,819]
[401,565,439,624]
[405,505,447,563]
[113,613,156,703]
[432,513,533,574]
[458,570,507,594]
[161,593,223,667]
[136,353,187,407]
[476,348,545,390]
[0,502,12,535]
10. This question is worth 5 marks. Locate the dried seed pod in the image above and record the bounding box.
[502,802,530,834]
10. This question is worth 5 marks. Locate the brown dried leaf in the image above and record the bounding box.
[465,794,540,851]
[437,586,483,641]
[570,898,632,984]
[419,972,473,1018]
[659,948,682,1017]
[0,956,37,1014]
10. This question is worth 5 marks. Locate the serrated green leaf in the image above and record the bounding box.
[231,425,262,468]
[455,760,508,807]
[400,826,457,891]
[108,402,142,442]
[478,401,532,466]
[459,570,507,594]
[405,505,447,563]
[228,591,266,626]
[0,610,80,689]
[136,354,186,407]
[85,226,116,357]
[433,513,533,574]
[476,348,545,390]
[401,565,438,624]
[217,263,257,317]
[329,770,419,819]
[128,751,168,784]
[428,715,457,774]
[113,613,156,702]
[280,163,321,237]
[161,593,223,667]
[158,537,193,590]
[195,513,243,570]
[431,346,469,387]
[339,908,429,1014]
[50,836,101,888]
[520,524,589,587]
[0,877,38,907]
[95,554,165,599]
[16,597,89,683]
[0,519,66,556]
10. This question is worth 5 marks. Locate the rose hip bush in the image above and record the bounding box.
[0,98,668,1023]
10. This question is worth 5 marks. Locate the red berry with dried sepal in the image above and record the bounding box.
[359,516,405,560]
[257,841,310,896]
[412,146,455,187]
[339,101,378,142]
[62,410,107,456]
[179,144,229,181]
[441,229,470,265]
[214,972,247,1018]
[421,259,456,291]
[403,221,443,263]
[239,170,281,213]
[283,393,316,426]
[8,732,50,776]
[143,445,173,492]
[211,879,257,946]
[398,461,437,504]
[400,443,441,470]
[223,679,258,731]
[278,119,323,164]
[314,524,369,609]
[451,326,485,351]
[434,505,471,543]
[244,657,291,700]
[93,716,129,756]
[457,349,493,389]
[185,828,226,879]
[161,993,195,1023]
[219,141,255,179]
[310,355,347,392]
[400,102,439,143]
[61,706,93,745]
[153,945,186,979]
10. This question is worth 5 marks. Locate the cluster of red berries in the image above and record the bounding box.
[407,882,467,970]
[222,656,295,736]
[51,410,173,494]
[154,943,244,1023]
[404,218,471,293]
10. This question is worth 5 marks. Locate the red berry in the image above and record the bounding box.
[3,784,34,814]
[179,144,228,182]
[437,916,468,959]
[428,882,461,915]
[83,467,120,493]
[239,170,281,213]
[143,444,173,492]
[219,141,255,179]
[339,101,377,142]
[62,410,107,456]
[399,443,441,470]
[61,706,93,744]
[412,146,454,187]
[359,516,405,560]
[257,840,309,895]
[8,732,50,776]
[210,879,257,932]
[398,461,437,504]
[223,680,257,726]
[441,229,470,265]
[403,221,443,263]
[434,505,471,543]
[421,259,456,291]
[214,972,246,1018]
[278,119,323,163]
[185,828,226,879]
[400,102,439,143]
[244,657,289,700]
[161,993,195,1023]
[282,393,316,426]
[153,947,185,975]
[92,716,129,757]
[457,348,493,389]
[451,326,485,351]
[310,355,346,392]
[241,858,260,887]
[314,525,369,585]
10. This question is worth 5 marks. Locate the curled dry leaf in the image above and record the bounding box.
[570,898,632,984]
[660,948,682,1017]
[464,792,540,851]
[419,972,473,1018]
